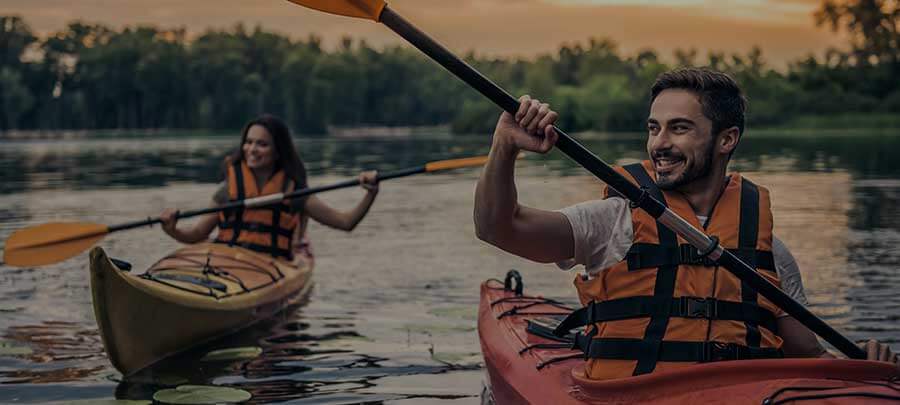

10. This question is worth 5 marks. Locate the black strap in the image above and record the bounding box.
[228,160,245,246]
[554,296,778,336]
[271,206,281,258]
[526,315,574,343]
[149,273,228,293]
[740,178,762,348]
[622,163,679,375]
[218,221,294,238]
[625,243,776,272]
[213,239,292,259]
[572,335,783,363]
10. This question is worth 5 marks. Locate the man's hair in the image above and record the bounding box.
[650,68,747,137]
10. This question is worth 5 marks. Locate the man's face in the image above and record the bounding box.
[646,89,716,190]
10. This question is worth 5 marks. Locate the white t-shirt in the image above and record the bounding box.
[556,197,810,311]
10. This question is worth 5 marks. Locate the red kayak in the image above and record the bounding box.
[478,271,900,404]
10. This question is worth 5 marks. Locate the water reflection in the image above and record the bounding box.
[111,302,480,404]
[0,132,898,403]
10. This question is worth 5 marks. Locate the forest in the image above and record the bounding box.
[0,0,897,134]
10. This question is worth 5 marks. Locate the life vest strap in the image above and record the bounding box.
[573,335,783,363]
[219,221,294,238]
[553,296,778,337]
[625,243,775,272]
[229,159,246,246]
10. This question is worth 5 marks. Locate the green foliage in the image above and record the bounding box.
[1,5,898,133]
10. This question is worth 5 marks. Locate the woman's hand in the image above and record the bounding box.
[160,208,180,235]
[359,170,379,193]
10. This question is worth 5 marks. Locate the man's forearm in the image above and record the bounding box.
[474,136,520,244]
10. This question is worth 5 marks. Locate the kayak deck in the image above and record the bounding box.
[89,243,313,376]
[478,275,900,404]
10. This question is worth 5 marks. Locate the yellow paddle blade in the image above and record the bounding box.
[284,0,387,21]
[3,222,109,267]
[425,153,525,172]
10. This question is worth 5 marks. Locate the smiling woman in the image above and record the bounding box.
[159,114,381,261]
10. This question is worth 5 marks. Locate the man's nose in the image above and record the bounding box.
[650,129,673,151]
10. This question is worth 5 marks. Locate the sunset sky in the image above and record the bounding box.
[1,0,845,67]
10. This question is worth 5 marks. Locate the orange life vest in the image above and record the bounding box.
[566,161,785,380]
[215,159,300,259]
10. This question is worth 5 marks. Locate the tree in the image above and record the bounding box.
[0,16,36,67]
[816,0,900,65]
[0,67,34,129]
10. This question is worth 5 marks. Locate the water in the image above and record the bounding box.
[0,131,898,403]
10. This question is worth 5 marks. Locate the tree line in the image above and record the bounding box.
[0,0,897,134]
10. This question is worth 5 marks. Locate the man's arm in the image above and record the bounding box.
[474,96,573,263]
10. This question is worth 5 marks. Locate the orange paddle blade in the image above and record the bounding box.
[425,155,490,172]
[3,222,109,267]
[424,153,525,172]
[284,0,387,21]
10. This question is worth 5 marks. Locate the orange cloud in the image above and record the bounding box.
[0,0,844,67]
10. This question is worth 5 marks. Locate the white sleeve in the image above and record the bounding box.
[773,236,810,312]
[555,197,633,276]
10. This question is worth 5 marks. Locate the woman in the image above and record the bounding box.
[159,114,379,262]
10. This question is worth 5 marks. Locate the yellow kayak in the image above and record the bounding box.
[89,242,314,376]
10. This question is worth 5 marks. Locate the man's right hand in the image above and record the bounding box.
[493,95,559,154]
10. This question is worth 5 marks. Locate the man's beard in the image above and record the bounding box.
[654,142,715,191]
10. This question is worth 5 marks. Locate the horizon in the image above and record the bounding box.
[1,0,846,67]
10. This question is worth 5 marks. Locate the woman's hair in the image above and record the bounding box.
[225,114,308,190]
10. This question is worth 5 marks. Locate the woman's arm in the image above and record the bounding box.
[303,171,379,232]
[159,202,219,244]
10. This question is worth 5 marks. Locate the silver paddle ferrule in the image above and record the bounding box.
[657,208,725,261]
[243,193,285,208]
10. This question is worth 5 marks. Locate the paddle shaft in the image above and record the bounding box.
[377,7,865,359]
[107,166,426,233]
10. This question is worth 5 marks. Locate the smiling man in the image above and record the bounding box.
[473,67,899,379]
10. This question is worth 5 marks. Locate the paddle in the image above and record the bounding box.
[283,0,868,359]
[2,154,501,268]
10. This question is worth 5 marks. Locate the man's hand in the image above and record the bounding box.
[859,339,899,370]
[492,95,559,154]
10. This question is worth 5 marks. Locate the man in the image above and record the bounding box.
[473,68,898,379]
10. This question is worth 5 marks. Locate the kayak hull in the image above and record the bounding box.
[478,279,900,404]
[89,243,313,376]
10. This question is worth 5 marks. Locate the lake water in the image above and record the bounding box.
[0,131,898,403]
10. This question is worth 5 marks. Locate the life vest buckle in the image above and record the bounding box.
[679,244,715,266]
[679,296,718,319]
[702,342,740,362]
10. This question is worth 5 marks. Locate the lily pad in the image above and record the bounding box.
[200,346,262,362]
[57,400,151,405]
[153,385,251,404]
[428,306,477,320]
[432,351,478,364]
[0,341,32,356]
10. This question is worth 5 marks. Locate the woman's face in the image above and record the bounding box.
[243,124,278,170]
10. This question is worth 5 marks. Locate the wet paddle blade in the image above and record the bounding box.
[425,153,525,172]
[425,155,490,172]
[284,0,387,21]
[3,222,109,267]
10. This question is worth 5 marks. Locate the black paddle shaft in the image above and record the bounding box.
[377,6,866,359]
[107,166,426,233]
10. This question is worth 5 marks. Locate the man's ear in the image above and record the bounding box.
[718,126,740,155]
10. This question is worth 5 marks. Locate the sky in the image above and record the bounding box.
[0,0,845,67]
